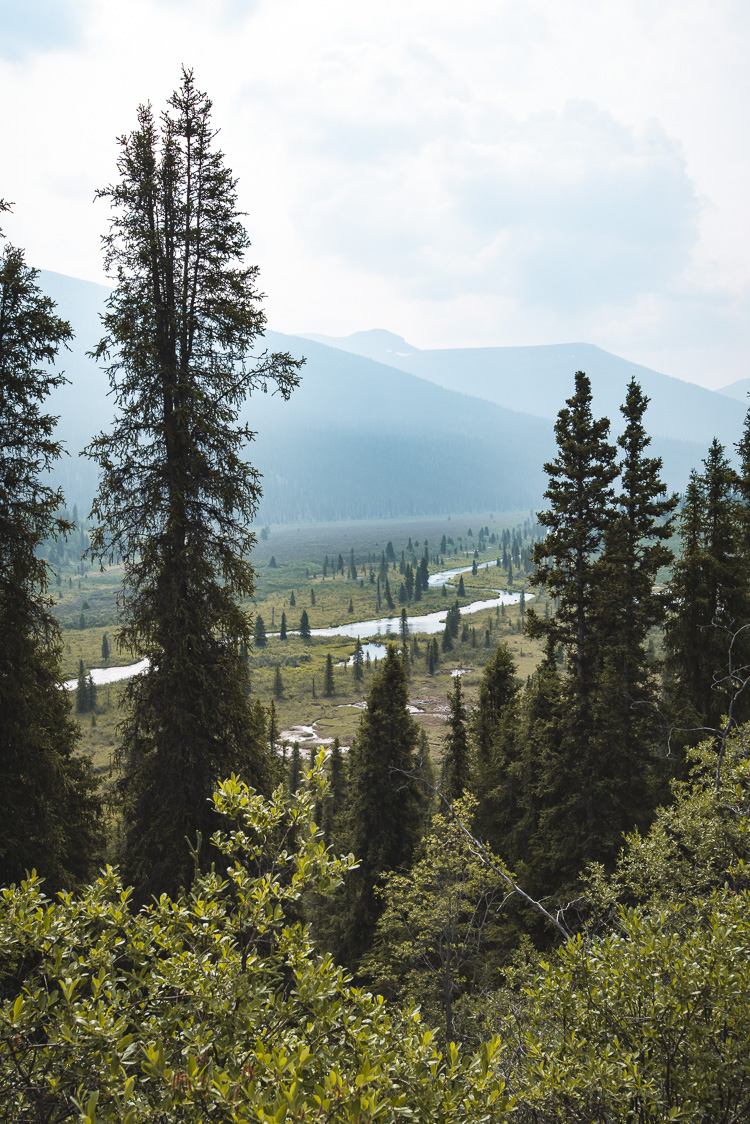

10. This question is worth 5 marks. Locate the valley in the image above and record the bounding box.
[59,513,547,776]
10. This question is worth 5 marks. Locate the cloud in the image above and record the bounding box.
[0,0,84,61]
[292,98,699,315]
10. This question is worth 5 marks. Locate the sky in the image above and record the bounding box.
[1,0,748,389]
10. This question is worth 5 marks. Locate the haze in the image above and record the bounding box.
[1,0,748,389]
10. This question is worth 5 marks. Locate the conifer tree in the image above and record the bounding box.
[323,736,347,846]
[288,742,302,795]
[665,442,749,734]
[290,591,296,608]
[273,664,284,699]
[440,675,470,801]
[588,379,677,795]
[299,609,311,639]
[76,659,88,713]
[0,234,102,889]
[352,638,364,683]
[279,611,287,640]
[324,653,335,697]
[101,632,110,662]
[469,642,520,849]
[85,71,302,898]
[335,645,423,966]
[521,376,675,889]
[458,575,466,597]
[526,371,617,694]
[266,701,278,755]
[254,614,267,647]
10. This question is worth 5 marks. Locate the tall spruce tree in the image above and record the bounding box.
[469,641,520,851]
[585,379,676,812]
[665,441,749,736]
[440,674,470,801]
[0,235,102,889]
[521,375,673,890]
[334,645,423,967]
[352,638,364,682]
[323,653,335,697]
[85,71,302,898]
[526,371,617,694]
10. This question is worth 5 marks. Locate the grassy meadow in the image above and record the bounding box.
[53,513,548,772]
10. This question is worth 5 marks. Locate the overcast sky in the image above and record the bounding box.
[1,0,748,389]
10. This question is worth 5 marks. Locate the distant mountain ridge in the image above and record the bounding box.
[34,271,735,522]
[718,378,750,403]
[302,330,747,451]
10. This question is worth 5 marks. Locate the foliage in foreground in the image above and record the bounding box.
[497,732,750,1122]
[0,756,509,1123]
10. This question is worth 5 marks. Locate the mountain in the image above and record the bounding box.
[718,378,750,403]
[303,331,746,453]
[36,271,723,523]
[37,272,554,521]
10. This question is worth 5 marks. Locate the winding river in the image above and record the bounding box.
[64,564,529,686]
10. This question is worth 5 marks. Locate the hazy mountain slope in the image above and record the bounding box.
[718,378,750,403]
[35,271,716,521]
[36,272,554,521]
[304,330,745,451]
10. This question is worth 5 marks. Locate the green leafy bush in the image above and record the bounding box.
[0,756,510,1122]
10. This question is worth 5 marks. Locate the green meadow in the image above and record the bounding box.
[56,513,547,772]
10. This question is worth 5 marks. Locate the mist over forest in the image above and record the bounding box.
[40,270,746,524]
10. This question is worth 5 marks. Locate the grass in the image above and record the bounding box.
[58,513,546,766]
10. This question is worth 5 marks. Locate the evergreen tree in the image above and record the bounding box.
[441,625,453,652]
[323,736,347,846]
[288,742,302,795]
[299,609,311,639]
[0,234,102,889]
[440,675,470,801]
[665,442,749,734]
[384,577,395,610]
[311,587,316,606]
[279,611,287,640]
[526,371,617,695]
[470,642,520,850]
[101,632,110,662]
[399,608,409,651]
[587,379,677,795]
[324,653,335,697]
[348,598,353,613]
[254,613,267,647]
[76,659,88,713]
[84,71,301,898]
[273,664,284,699]
[458,575,466,597]
[335,646,423,966]
[352,639,364,683]
[266,699,279,757]
[289,590,296,608]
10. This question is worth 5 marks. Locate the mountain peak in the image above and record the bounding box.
[300,328,419,361]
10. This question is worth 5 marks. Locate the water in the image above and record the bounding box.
[428,560,499,587]
[63,658,149,692]
[64,567,528,687]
